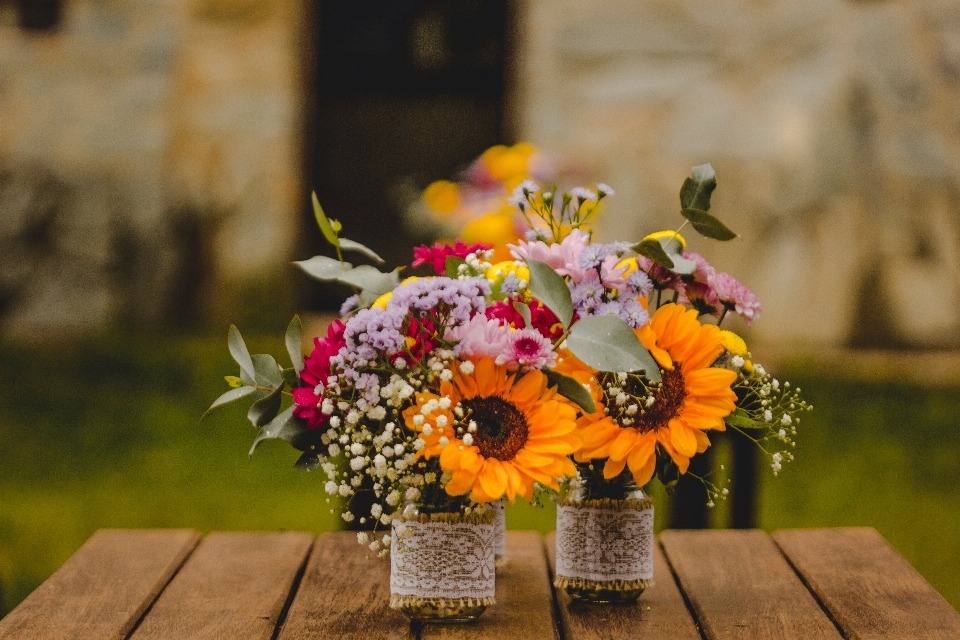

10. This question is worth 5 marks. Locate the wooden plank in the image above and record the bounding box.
[422,531,558,640]
[0,529,200,640]
[545,532,701,640]
[130,531,314,640]
[774,527,960,640]
[660,529,842,640]
[277,531,415,640]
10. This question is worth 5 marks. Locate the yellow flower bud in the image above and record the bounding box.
[719,330,748,357]
[423,180,459,214]
[643,230,687,248]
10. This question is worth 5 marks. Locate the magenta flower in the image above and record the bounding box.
[292,319,346,429]
[710,272,762,326]
[496,328,557,371]
[412,241,492,275]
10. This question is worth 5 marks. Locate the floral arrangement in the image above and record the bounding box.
[208,163,810,555]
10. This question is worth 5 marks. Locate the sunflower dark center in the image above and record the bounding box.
[460,395,529,461]
[598,367,687,434]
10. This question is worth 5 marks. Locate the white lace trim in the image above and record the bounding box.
[555,502,654,583]
[390,519,496,600]
[493,499,506,557]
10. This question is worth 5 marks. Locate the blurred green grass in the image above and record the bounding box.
[1,336,959,616]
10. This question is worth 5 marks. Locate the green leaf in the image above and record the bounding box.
[252,353,284,389]
[544,369,596,414]
[679,163,717,212]
[282,367,299,388]
[633,238,675,269]
[228,325,256,383]
[295,451,323,471]
[333,265,400,295]
[681,208,738,241]
[250,406,322,454]
[525,259,574,328]
[339,238,385,264]
[202,385,256,420]
[285,315,304,373]
[655,446,680,490]
[513,299,532,329]
[247,386,283,427]
[312,192,339,248]
[566,315,661,381]
[724,408,768,430]
[445,256,466,278]
[294,255,353,280]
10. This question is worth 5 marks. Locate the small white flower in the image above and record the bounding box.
[357,532,369,544]
[413,414,425,426]
[350,442,364,456]
[370,503,383,518]
[413,438,425,451]
[325,481,338,495]
[393,444,404,456]
[374,454,387,468]
[781,414,792,426]
[459,361,475,374]
[439,436,449,446]
[440,369,453,381]
[616,392,628,405]
[405,487,421,501]
[342,511,355,522]
[645,396,656,408]
[338,484,352,497]
[382,534,391,546]
[394,357,407,370]
[438,397,452,410]
[346,410,360,425]
[368,406,387,421]
[329,416,341,428]
[422,424,433,436]
[597,183,615,196]
[321,399,335,415]
[462,433,474,446]
[778,429,787,440]
[435,414,448,427]
[369,541,380,551]
[763,409,773,422]
[386,490,400,506]
[731,355,745,368]
[327,443,341,457]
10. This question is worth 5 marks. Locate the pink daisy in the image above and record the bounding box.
[710,272,762,326]
[444,314,511,359]
[496,328,557,371]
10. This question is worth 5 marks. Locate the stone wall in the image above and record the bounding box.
[517,0,960,349]
[0,0,303,335]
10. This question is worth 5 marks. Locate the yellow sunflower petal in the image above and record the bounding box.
[445,469,477,496]
[603,455,628,479]
[478,459,508,500]
[669,417,698,457]
[609,428,638,461]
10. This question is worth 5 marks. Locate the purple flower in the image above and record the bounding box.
[340,294,361,315]
[626,270,653,297]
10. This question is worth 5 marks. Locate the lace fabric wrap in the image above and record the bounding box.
[389,511,497,609]
[492,499,506,558]
[555,497,655,591]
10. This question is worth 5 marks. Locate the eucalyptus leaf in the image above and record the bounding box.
[295,451,323,471]
[312,192,339,248]
[445,256,466,278]
[249,406,320,454]
[544,369,596,414]
[248,386,283,427]
[633,238,675,269]
[679,163,717,212]
[681,208,738,241]
[566,315,661,381]
[513,299,533,328]
[339,238,385,264]
[285,315,304,373]
[294,255,353,280]
[525,259,573,328]
[202,385,256,420]
[333,265,400,296]
[724,408,768,430]
[282,367,299,389]
[228,325,256,382]
[252,353,284,389]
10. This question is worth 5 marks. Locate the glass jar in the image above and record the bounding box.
[389,509,497,622]
[554,466,654,603]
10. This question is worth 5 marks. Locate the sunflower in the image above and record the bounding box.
[575,303,737,485]
[402,357,579,503]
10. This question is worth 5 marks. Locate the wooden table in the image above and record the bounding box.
[2,528,958,639]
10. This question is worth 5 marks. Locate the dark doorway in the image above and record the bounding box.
[304,0,511,309]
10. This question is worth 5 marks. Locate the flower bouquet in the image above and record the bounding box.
[207,162,810,617]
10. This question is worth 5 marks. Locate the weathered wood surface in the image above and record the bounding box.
[660,529,843,640]
[422,531,558,640]
[774,527,960,640]
[0,529,200,640]
[131,531,314,640]
[545,532,701,640]
[277,531,414,640]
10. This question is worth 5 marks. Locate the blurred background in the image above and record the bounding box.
[2,0,960,618]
